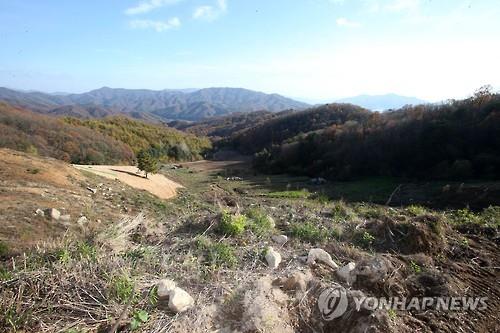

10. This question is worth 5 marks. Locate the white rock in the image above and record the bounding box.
[168,287,194,313]
[272,235,288,246]
[77,216,88,224]
[265,247,282,269]
[336,262,356,285]
[157,279,177,298]
[87,187,97,194]
[60,214,71,222]
[35,208,45,217]
[306,248,338,269]
[44,208,61,220]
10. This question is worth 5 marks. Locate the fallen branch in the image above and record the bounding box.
[385,184,402,206]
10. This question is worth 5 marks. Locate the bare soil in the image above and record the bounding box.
[72,165,183,199]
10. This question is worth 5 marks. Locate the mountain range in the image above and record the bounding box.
[0,87,309,121]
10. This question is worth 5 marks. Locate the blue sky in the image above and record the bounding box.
[0,0,499,101]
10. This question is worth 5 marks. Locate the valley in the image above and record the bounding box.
[0,86,498,333]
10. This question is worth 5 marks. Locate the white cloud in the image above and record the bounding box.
[336,17,361,28]
[193,0,227,21]
[129,17,181,32]
[125,0,181,16]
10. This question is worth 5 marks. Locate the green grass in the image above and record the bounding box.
[327,177,399,203]
[245,208,275,236]
[290,222,329,243]
[109,274,135,304]
[76,241,97,261]
[196,236,238,268]
[266,189,310,199]
[0,241,8,257]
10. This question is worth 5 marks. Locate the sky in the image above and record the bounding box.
[0,0,499,102]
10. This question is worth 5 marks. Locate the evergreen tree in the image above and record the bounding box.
[137,150,159,179]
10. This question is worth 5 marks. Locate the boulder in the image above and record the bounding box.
[44,208,61,220]
[242,277,293,333]
[265,247,282,269]
[157,279,177,298]
[306,248,338,269]
[35,208,45,217]
[282,270,312,292]
[352,256,391,285]
[336,262,356,285]
[272,235,288,246]
[168,287,194,313]
[60,214,71,222]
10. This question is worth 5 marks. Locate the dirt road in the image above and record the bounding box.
[73,165,183,199]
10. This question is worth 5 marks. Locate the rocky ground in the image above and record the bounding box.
[0,149,498,332]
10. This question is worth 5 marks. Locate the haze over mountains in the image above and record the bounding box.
[0,87,309,121]
[335,94,427,111]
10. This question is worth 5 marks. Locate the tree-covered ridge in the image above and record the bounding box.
[63,116,211,162]
[169,110,286,139]
[223,103,371,154]
[223,93,500,180]
[0,102,135,164]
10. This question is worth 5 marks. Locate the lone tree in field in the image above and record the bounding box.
[137,150,159,179]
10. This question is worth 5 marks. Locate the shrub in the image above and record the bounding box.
[452,208,479,225]
[109,274,135,303]
[331,201,356,223]
[354,204,387,219]
[354,231,376,249]
[246,208,274,236]
[479,206,500,227]
[130,310,149,331]
[290,222,328,243]
[218,211,247,236]
[406,205,428,216]
[409,260,422,273]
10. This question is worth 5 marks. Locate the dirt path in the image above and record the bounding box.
[73,165,183,199]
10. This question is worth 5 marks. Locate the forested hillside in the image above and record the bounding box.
[222,103,371,153]
[169,110,288,139]
[63,116,211,161]
[0,102,211,164]
[222,93,500,180]
[0,102,134,164]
